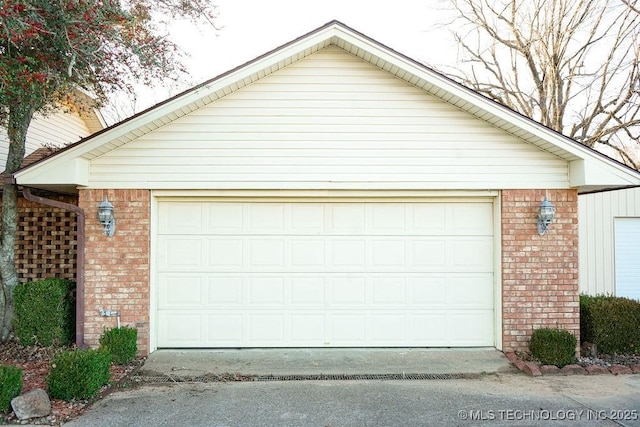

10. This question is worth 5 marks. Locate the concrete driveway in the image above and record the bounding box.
[62,349,640,426]
[64,374,640,426]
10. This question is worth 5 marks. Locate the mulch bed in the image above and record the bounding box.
[0,338,143,425]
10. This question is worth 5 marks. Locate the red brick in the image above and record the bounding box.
[501,190,579,354]
[79,189,150,356]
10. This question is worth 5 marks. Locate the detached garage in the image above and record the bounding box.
[15,21,640,355]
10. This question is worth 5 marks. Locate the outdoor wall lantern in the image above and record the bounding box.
[537,196,555,236]
[97,197,116,237]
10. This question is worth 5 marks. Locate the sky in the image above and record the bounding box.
[127,0,459,112]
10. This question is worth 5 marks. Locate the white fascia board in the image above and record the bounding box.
[569,159,640,189]
[16,157,89,186]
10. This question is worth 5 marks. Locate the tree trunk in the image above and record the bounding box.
[0,104,33,342]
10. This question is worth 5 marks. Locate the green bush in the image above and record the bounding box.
[0,365,22,413]
[47,349,111,401]
[99,327,138,365]
[13,278,75,347]
[529,328,577,367]
[580,294,640,354]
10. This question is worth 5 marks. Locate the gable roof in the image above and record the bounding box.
[15,20,640,193]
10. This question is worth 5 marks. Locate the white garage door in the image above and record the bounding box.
[156,200,495,347]
[615,218,640,300]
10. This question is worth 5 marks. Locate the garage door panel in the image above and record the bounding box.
[206,314,242,345]
[330,277,367,305]
[208,239,243,268]
[290,277,326,305]
[158,236,203,269]
[248,240,285,267]
[447,311,494,346]
[157,200,495,348]
[450,203,493,234]
[451,238,493,270]
[208,277,243,305]
[290,239,326,267]
[290,314,325,344]
[450,275,494,308]
[248,203,285,233]
[248,315,285,344]
[159,202,204,234]
[329,314,367,345]
[158,275,204,307]
[372,204,408,232]
[206,203,244,233]
[372,240,406,267]
[159,313,203,345]
[411,314,448,342]
[372,277,406,304]
[248,277,285,305]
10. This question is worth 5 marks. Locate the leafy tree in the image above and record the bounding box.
[0,0,218,342]
[446,0,640,168]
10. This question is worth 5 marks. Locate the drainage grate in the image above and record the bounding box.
[132,372,474,383]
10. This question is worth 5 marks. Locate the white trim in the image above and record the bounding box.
[493,194,503,350]
[149,195,159,353]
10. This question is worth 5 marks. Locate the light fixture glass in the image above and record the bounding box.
[537,196,555,236]
[97,197,116,237]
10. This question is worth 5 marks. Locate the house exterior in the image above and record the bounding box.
[14,21,640,356]
[1,95,105,284]
[579,187,640,300]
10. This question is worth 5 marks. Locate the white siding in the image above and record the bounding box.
[0,110,90,169]
[89,46,568,189]
[579,187,640,295]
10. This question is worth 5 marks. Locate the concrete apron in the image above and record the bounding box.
[139,348,513,379]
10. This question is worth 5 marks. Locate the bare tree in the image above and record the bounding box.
[446,0,640,168]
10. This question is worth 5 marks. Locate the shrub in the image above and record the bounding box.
[0,365,22,413]
[580,294,640,354]
[529,328,577,367]
[47,349,111,401]
[13,278,75,347]
[99,327,138,365]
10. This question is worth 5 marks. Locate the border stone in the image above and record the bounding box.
[585,365,610,375]
[505,352,519,364]
[631,364,640,374]
[522,362,542,377]
[561,364,586,376]
[514,360,526,371]
[609,364,633,375]
[539,365,561,375]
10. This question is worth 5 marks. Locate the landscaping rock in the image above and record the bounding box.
[514,359,526,371]
[540,365,561,375]
[504,352,518,364]
[561,364,586,376]
[609,364,633,375]
[522,362,541,377]
[585,365,610,375]
[631,364,640,374]
[11,388,51,420]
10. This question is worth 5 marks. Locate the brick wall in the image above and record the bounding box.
[0,194,78,283]
[501,189,579,353]
[79,189,151,355]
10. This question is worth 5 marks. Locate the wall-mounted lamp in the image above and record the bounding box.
[97,197,116,237]
[537,196,555,236]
